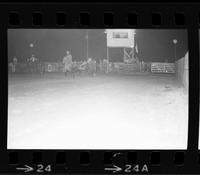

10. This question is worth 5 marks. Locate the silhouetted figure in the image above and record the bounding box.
[28,54,38,73]
[12,56,18,73]
[87,58,96,77]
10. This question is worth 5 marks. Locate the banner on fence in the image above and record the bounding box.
[151,62,175,73]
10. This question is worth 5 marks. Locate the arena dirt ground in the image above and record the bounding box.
[8,73,188,149]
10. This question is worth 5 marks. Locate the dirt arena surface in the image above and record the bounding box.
[8,73,188,149]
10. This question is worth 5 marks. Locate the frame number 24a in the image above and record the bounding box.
[124,164,148,173]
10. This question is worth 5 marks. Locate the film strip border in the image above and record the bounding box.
[0,150,199,173]
[7,10,187,27]
[0,3,199,27]
[0,2,200,174]
[4,7,199,27]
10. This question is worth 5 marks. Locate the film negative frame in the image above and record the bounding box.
[0,2,199,174]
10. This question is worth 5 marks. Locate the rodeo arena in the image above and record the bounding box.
[8,29,189,149]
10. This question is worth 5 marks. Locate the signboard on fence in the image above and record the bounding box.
[151,62,175,73]
[44,62,62,72]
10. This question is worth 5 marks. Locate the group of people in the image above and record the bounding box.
[27,54,40,73]
[26,54,45,74]
[9,50,107,77]
[9,56,18,73]
[62,50,97,78]
[9,54,45,74]
[9,52,151,76]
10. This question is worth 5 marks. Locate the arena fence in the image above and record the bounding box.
[9,61,176,74]
[113,62,141,73]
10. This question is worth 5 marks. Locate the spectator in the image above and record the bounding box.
[12,56,18,73]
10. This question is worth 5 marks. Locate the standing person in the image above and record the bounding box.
[87,58,92,76]
[93,59,97,76]
[26,57,31,73]
[29,54,38,73]
[103,59,109,73]
[87,58,96,77]
[141,60,145,72]
[71,61,79,78]
[38,58,45,75]
[99,59,103,73]
[13,56,18,73]
[79,60,87,75]
[63,50,73,77]
[9,62,14,73]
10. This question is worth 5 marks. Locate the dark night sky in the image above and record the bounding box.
[8,29,188,63]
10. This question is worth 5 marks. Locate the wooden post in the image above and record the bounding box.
[107,47,109,73]
[123,48,125,63]
[132,46,134,59]
[86,30,89,60]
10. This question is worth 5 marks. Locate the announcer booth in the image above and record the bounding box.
[105,29,136,61]
[105,29,140,73]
